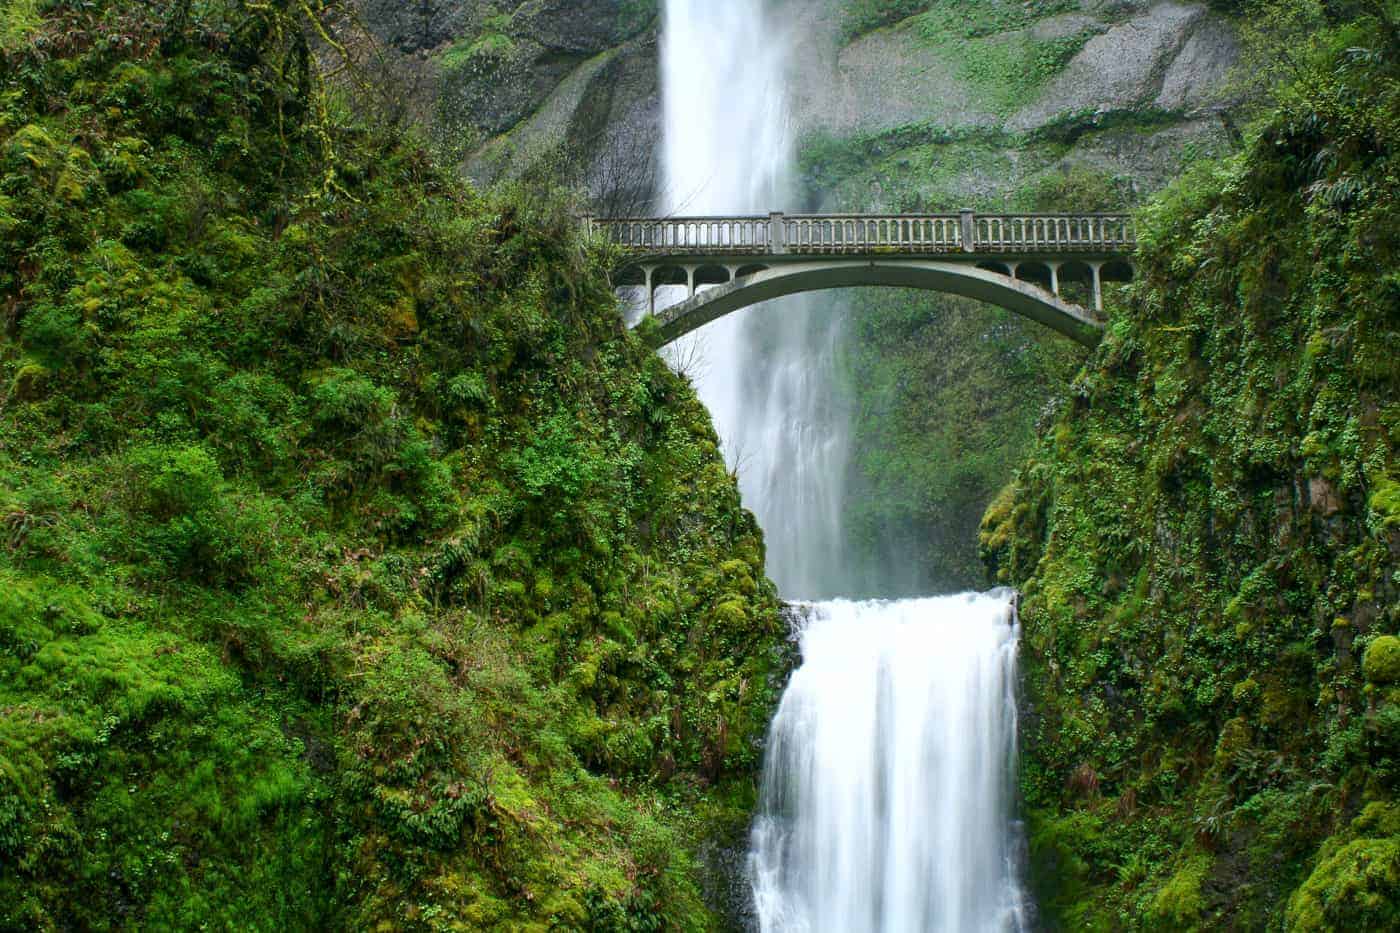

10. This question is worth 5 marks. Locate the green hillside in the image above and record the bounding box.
[982,4,1400,926]
[0,1,782,928]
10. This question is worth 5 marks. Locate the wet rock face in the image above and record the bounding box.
[788,1,1240,138]
[812,22,1002,134]
[697,832,759,931]
[358,0,658,148]
[458,30,660,209]
[359,0,477,54]
[512,0,654,55]
[1010,1,1236,130]
[361,1,1242,213]
[360,0,649,55]
[1155,18,1240,111]
[439,37,587,137]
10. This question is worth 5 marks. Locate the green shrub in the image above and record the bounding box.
[1289,835,1400,931]
[122,445,273,584]
[1146,856,1212,928]
[1364,636,1400,685]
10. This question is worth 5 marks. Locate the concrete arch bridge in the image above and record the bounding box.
[587,211,1137,348]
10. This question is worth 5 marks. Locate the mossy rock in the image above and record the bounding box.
[1287,836,1400,931]
[1146,855,1212,928]
[1363,636,1400,685]
[9,361,47,400]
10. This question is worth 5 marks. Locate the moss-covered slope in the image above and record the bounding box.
[980,6,1400,928]
[0,1,782,928]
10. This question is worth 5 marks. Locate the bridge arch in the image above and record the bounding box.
[643,259,1107,348]
[590,211,1137,349]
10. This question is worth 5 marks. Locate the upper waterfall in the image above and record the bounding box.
[660,0,851,599]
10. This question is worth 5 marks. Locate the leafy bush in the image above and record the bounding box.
[1364,636,1400,684]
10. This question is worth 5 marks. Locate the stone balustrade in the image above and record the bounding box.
[585,211,1135,257]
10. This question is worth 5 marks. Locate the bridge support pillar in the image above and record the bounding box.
[685,265,696,299]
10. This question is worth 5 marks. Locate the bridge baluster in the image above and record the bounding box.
[588,211,1132,276]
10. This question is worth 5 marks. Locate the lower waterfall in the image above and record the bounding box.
[748,592,1030,932]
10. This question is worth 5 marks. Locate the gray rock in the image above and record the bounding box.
[358,0,482,54]
[1008,2,1209,131]
[1054,117,1234,192]
[465,33,661,213]
[437,36,585,137]
[513,0,654,55]
[697,831,758,932]
[360,0,650,56]
[808,24,1003,135]
[1083,0,1156,19]
[1155,17,1240,111]
[358,0,657,139]
[1030,12,1103,41]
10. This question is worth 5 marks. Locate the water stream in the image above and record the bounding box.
[658,2,1029,929]
[748,595,1029,931]
[659,0,850,599]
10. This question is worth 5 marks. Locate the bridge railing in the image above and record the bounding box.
[585,211,1135,256]
[973,214,1135,251]
[782,214,963,253]
[585,216,773,254]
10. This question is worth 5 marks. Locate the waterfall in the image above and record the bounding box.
[749,594,1029,932]
[657,3,1029,929]
[660,0,850,599]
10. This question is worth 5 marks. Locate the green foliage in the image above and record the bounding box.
[838,0,1080,48]
[0,0,782,927]
[1288,804,1400,931]
[839,0,929,41]
[1364,636,1400,684]
[904,0,1089,115]
[0,0,40,51]
[122,444,279,584]
[982,4,1400,925]
[1144,856,1211,928]
[840,287,1082,593]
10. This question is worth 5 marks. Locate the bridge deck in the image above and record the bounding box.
[585,211,1135,259]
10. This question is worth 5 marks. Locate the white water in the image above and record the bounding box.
[658,2,1029,929]
[660,0,850,599]
[749,594,1029,932]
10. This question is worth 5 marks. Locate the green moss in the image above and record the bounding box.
[0,0,40,50]
[1288,836,1400,931]
[440,30,516,74]
[0,1,782,927]
[982,6,1400,926]
[1363,636,1400,685]
[902,0,1093,115]
[1145,855,1211,928]
[1369,476,1400,527]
